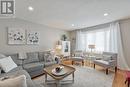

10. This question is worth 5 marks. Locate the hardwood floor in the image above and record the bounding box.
[61,60,127,87]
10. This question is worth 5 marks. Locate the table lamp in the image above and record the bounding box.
[88,44,95,53]
[19,52,27,68]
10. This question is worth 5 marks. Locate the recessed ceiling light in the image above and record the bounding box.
[28,6,34,11]
[72,24,75,26]
[104,13,108,16]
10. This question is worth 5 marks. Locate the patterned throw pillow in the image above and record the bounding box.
[44,52,54,62]
[44,51,55,62]
[102,55,112,61]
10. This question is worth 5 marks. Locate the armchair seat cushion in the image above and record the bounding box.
[71,57,83,61]
[94,60,110,68]
[23,63,44,73]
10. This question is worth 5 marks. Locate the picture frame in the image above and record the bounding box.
[8,28,26,44]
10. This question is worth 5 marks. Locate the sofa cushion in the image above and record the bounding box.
[24,52,39,64]
[23,63,44,73]
[44,61,56,67]
[6,53,22,66]
[0,75,27,87]
[0,56,18,73]
[38,52,45,62]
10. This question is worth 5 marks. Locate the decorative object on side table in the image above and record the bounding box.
[19,52,27,68]
[52,65,66,76]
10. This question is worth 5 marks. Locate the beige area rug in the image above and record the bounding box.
[33,66,114,87]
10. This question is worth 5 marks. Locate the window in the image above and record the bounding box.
[76,28,110,52]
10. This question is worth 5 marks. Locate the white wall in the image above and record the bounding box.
[0,18,69,54]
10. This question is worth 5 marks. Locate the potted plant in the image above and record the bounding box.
[62,34,67,41]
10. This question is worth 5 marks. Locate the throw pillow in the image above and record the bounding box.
[0,56,17,73]
[102,55,112,61]
[44,53,53,62]
[0,75,27,87]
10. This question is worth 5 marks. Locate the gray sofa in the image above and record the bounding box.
[6,51,58,78]
[0,51,59,87]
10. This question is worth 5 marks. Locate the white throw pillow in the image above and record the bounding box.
[0,75,27,87]
[0,56,17,72]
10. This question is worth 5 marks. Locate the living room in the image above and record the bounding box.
[0,0,130,87]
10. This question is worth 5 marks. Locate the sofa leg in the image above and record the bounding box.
[82,61,84,66]
[125,80,127,84]
[94,64,95,69]
[106,68,108,75]
[115,67,117,72]
[72,61,74,65]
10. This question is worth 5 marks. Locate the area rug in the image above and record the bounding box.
[33,66,114,87]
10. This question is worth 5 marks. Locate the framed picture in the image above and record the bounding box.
[27,30,40,45]
[8,28,26,44]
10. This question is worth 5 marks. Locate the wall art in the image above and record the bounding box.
[27,30,39,44]
[8,28,26,44]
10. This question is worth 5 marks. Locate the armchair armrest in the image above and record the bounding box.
[109,60,116,66]
[0,67,1,74]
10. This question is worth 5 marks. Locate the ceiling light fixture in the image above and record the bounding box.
[28,6,34,11]
[104,13,108,16]
[72,24,75,27]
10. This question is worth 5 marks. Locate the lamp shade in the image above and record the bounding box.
[56,45,62,50]
[88,45,95,49]
[19,52,27,59]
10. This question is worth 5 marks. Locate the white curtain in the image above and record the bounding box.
[110,22,130,70]
[75,30,84,51]
[75,22,130,70]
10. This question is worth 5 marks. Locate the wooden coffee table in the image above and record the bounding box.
[44,64,76,87]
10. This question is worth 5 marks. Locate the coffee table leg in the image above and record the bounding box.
[72,72,74,83]
[45,73,47,83]
[56,80,60,87]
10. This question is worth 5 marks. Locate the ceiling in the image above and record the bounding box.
[15,0,130,31]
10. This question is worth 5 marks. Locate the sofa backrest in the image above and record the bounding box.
[24,52,39,64]
[38,52,45,62]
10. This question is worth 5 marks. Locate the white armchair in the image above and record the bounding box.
[71,51,84,66]
[93,52,117,74]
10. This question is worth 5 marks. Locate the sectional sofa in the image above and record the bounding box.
[0,51,59,87]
